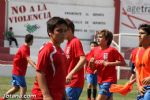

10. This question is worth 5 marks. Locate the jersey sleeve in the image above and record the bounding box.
[86,53,90,62]
[86,49,95,61]
[112,48,124,61]
[130,48,138,63]
[36,46,52,72]
[72,39,85,58]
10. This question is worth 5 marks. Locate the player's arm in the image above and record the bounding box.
[66,55,86,83]
[103,49,126,67]
[142,77,150,85]
[103,60,126,67]
[84,62,87,79]
[135,69,146,95]
[93,69,98,74]
[26,56,36,69]
[88,57,95,68]
[36,70,53,100]
[70,55,86,74]
[88,50,96,68]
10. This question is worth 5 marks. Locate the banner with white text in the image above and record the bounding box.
[8,1,115,40]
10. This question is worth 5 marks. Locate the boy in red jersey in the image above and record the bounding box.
[3,34,36,100]
[135,24,150,100]
[85,41,98,100]
[89,29,126,100]
[31,17,68,100]
[64,18,86,100]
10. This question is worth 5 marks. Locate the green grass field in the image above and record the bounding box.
[0,77,137,100]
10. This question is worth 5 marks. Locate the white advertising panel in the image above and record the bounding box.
[8,1,115,39]
[120,0,150,34]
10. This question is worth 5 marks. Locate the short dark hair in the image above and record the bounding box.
[9,27,12,30]
[65,18,75,34]
[90,41,98,46]
[47,17,68,36]
[25,34,33,43]
[138,24,150,35]
[97,29,113,46]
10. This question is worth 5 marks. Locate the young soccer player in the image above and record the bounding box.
[3,34,36,100]
[89,29,126,100]
[64,18,86,100]
[129,37,142,81]
[129,47,138,81]
[31,17,68,100]
[85,41,98,100]
[135,24,150,100]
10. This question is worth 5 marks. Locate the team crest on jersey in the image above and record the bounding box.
[103,53,108,61]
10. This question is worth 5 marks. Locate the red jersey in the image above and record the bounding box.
[89,47,125,84]
[85,52,97,74]
[130,48,139,63]
[64,37,85,88]
[12,44,30,76]
[31,42,66,100]
[135,47,150,86]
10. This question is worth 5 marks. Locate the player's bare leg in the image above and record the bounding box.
[4,86,19,100]
[96,94,113,100]
[20,87,27,100]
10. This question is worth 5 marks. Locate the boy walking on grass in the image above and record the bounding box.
[3,34,36,100]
